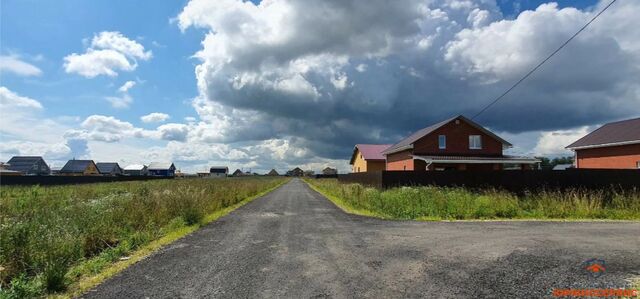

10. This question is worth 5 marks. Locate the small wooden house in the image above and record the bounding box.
[5,156,50,175]
[231,169,244,177]
[60,160,100,176]
[96,162,123,176]
[267,169,279,176]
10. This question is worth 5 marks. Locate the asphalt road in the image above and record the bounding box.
[83,179,640,298]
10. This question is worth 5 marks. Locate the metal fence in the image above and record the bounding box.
[338,169,640,192]
[0,175,173,186]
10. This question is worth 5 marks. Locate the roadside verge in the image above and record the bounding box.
[303,178,640,222]
[56,178,289,299]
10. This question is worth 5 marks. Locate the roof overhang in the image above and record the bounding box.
[382,144,413,155]
[566,139,640,151]
[412,155,540,164]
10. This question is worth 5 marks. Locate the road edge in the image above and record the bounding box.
[303,178,389,219]
[56,178,290,299]
[303,178,640,223]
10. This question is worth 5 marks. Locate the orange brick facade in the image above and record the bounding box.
[575,144,640,169]
[386,149,414,171]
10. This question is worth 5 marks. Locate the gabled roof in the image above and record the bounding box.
[60,160,96,173]
[209,166,228,170]
[350,144,392,164]
[124,164,146,171]
[566,117,640,150]
[268,169,279,175]
[382,115,512,155]
[148,162,175,170]
[6,156,47,173]
[232,169,244,175]
[96,162,121,174]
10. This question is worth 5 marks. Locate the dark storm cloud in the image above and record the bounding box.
[178,0,640,160]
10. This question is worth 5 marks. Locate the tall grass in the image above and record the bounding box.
[0,177,285,297]
[306,179,640,221]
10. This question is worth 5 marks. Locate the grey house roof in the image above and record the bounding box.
[566,117,640,150]
[148,162,175,170]
[6,156,49,173]
[382,115,512,155]
[96,162,122,174]
[60,160,96,173]
[124,164,147,171]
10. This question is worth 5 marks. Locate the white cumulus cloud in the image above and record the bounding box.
[0,55,42,76]
[63,31,151,78]
[141,112,170,123]
[0,86,43,110]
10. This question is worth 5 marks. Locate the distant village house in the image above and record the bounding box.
[123,164,148,176]
[60,160,100,176]
[147,162,176,177]
[267,169,280,176]
[5,156,50,175]
[286,167,304,177]
[322,167,337,175]
[96,162,123,176]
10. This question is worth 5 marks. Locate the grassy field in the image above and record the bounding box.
[305,179,640,221]
[0,177,287,298]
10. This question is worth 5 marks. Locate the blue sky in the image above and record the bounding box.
[1,1,201,126]
[1,0,637,173]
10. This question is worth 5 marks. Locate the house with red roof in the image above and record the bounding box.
[566,117,640,169]
[382,115,538,171]
[350,144,392,173]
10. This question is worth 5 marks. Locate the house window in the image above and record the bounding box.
[469,135,482,149]
[637,161,640,169]
[438,135,446,149]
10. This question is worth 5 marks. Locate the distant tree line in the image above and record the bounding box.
[535,156,574,170]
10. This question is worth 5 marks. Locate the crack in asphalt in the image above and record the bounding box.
[82,179,640,298]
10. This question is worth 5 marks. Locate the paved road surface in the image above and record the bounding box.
[84,179,640,298]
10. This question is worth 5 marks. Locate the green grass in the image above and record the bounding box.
[304,179,640,221]
[0,177,288,298]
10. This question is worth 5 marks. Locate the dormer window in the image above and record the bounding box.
[469,135,482,149]
[438,135,446,149]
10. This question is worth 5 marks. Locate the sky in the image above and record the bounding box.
[1,0,638,174]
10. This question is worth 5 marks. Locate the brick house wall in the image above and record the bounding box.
[412,120,503,156]
[386,149,414,171]
[576,143,640,169]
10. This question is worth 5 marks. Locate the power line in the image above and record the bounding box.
[471,0,618,120]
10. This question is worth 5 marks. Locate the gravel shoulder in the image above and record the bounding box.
[83,179,640,298]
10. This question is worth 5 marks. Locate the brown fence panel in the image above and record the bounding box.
[339,170,639,192]
[0,175,174,186]
[338,171,383,189]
